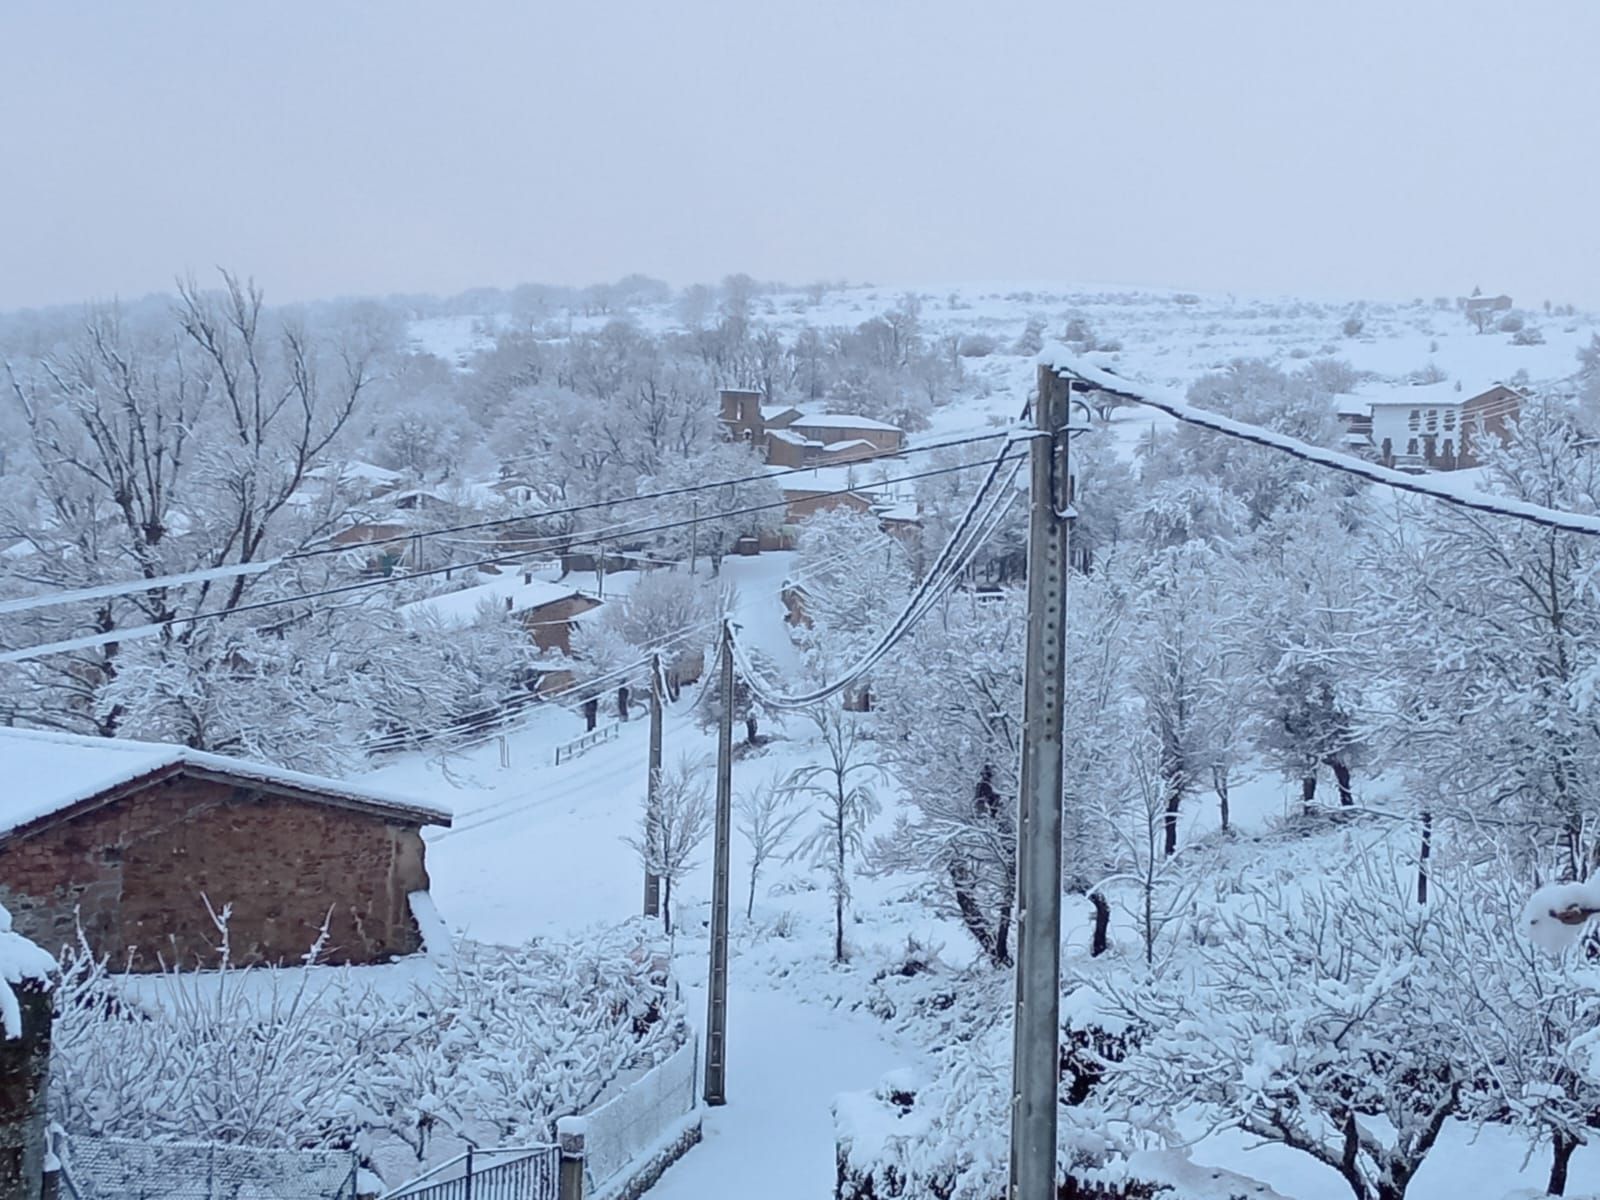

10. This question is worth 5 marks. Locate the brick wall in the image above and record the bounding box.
[521,594,602,656]
[0,775,432,969]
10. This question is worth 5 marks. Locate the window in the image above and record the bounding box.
[1444,409,1456,431]
[1426,409,1438,430]
[1407,438,1419,457]
[1409,409,1421,431]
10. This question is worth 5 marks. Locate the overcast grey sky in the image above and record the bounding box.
[2,1,1597,310]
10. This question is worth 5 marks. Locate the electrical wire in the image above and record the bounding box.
[0,456,1009,665]
[727,439,1026,709]
[0,430,1012,618]
[1047,350,1600,537]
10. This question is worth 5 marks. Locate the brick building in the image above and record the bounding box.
[717,389,905,467]
[0,728,451,970]
[400,570,601,656]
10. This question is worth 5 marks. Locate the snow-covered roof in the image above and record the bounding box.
[767,429,820,447]
[820,438,879,453]
[1358,379,1512,410]
[790,413,903,434]
[760,405,801,422]
[307,460,403,488]
[400,571,586,630]
[775,465,894,497]
[0,726,452,837]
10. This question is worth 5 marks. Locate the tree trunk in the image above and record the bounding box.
[1089,891,1111,957]
[1549,1128,1579,1196]
[1326,755,1355,806]
[949,866,1002,965]
[747,862,759,921]
[1301,772,1318,814]
[617,685,630,721]
[1213,765,1230,833]
[583,697,599,732]
[745,714,759,745]
[834,892,845,963]
[1163,789,1181,858]
[1417,810,1432,904]
[991,903,1011,968]
[662,875,673,935]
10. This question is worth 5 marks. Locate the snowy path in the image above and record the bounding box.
[654,955,916,1200]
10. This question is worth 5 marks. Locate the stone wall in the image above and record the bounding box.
[0,775,431,968]
[0,982,51,1200]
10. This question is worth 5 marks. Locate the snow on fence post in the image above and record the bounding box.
[556,1117,587,1200]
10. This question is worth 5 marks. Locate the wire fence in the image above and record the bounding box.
[57,1133,358,1200]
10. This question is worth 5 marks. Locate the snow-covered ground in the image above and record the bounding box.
[355,544,1599,1200]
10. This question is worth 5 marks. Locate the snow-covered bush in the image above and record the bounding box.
[1083,854,1600,1200]
[50,918,684,1186]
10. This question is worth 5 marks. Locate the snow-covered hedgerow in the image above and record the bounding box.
[49,918,683,1186]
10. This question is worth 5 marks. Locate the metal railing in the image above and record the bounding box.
[553,722,619,766]
[380,1146,559,1200]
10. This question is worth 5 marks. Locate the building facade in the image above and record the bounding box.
[0,729,451,969]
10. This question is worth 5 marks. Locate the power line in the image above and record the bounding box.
[1046,350,1600,537]
[0,457,1011,664]
[729,441,1025,710]
[0,431,1011,618]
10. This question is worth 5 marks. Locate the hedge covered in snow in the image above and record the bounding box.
[49,917,684,1187]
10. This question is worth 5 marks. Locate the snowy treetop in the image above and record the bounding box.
[0,901,53,1039]
[0,726,452,835]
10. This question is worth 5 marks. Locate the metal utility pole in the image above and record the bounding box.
[644,654,664,918]
[1008,365,1074,1200]
[703,620,735,1105]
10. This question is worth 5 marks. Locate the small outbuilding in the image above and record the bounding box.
[0,728,452,970]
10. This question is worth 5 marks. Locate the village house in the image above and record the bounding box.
[0,727,451,970]
[1338,382,1521,471]
[718,388,906,467]
[400,569,601,657]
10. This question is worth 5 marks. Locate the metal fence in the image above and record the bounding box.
[57,1133,358,1200]
[379,1146,559,1200]
[552,722,619,766]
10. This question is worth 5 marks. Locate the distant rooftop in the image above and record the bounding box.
[400,570,582,629]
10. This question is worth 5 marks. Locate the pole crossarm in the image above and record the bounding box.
[1041,346,1600,538]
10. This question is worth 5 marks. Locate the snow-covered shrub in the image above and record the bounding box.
[50,918,684,1185]
[1082,853,1600,1200]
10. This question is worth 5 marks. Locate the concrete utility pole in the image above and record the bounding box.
[1008,365,1074,1200]
[703,620,735,1105]
[690,499,700,577]
[644,654,664,919]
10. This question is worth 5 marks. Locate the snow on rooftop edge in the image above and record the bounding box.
[0,726,451,834]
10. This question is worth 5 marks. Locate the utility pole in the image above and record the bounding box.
[644,654,664,919]
[703,620,735,1105]
[690,499,700,577]
[1008,364,1073,1200]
